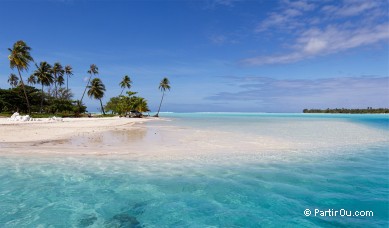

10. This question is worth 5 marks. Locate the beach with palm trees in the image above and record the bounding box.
[1,40,176,156]
[3,40,170,118]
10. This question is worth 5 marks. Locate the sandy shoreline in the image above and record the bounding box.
[1,116,388,161]
[0,117,152,143]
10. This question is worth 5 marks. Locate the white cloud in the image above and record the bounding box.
[303,38,327,54]
[205,0,241,8]
[246,0,389,65]
[322,0,380,17]
[209,34,239,45]
[255,0,315,32]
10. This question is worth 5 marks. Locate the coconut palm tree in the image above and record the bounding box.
[57,75,65,88]
[52,62,64,98]
[27,74,37,85]
[8,73,19,88]
[81,64,98,103]
[64,65,73,91]
[8,40,34,114]
[155,77,170,117]
[31,62,54,113]
[134,97,150,113]
[119,75,132,96]
[87,78,106,115]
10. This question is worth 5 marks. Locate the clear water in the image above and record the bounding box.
[0,113,388,227]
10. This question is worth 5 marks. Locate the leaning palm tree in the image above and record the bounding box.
[81,64,98,103]
[155,77,171,117]
[31,62,54,113]
[8,73,19,88]
[52,62,64,98]
[8,40,34,114]
[119,75,132,96]
[64,65,73,91]
[87,78,106,115]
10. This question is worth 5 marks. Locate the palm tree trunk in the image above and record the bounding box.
[40,84,44,113]
[156,91,165,117]
[99,98,105,115]
[17,68,31,115]
[66,75,69,91]
[120,88,124,96]
[80,74,92,103]
[54,73,58,99]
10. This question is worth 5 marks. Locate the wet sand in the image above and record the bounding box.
[1,116,388,161]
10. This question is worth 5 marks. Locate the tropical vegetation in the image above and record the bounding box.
[8,40,34,114]
[303,108,389,114]
[105,91,150,116]
[87,78,106,115]
[119,75,132,96]
[2,40,171,118]
[155,77,170,117]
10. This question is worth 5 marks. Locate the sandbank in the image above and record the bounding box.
[0,117,388,161]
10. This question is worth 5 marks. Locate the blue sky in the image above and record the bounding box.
[0,0,388,112]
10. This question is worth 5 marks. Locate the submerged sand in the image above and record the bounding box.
[0,116,388,161]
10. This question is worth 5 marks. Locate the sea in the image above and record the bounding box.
[0,113,388,227]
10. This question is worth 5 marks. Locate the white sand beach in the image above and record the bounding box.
[0,117,151,143]
[1,116,388,161]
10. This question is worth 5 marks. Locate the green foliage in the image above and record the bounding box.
[7,73,19,88]
[4,41,157,117]
[73,100,87,116]
[119,75,132,95]
[8,40,34,71]
[8,40,34,113]
[303,108,389,114]
[0,86,40,113]
[159,77,171,91]
[0,86,86,116]
[88,78,106,100]
[105,91,149,115]
[88,78,106,115]
[156,77,171,116]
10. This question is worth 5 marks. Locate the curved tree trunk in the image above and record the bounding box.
[155,91,165,117]
[99,98,106,115]
[120,88,124,96]
[80,74,92,103]
[40,84,44,113]
[17,68,31,115]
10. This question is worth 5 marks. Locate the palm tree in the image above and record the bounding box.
[52,62,64,98]
[57,75,65,88]
[31,62,54,113]
[155,77,171,117]
[27,74,37,85]
[8,40,34,114]
[64,65,73,91]
[8,73,19,88]
[87,78,106,115]
[81,64,98,103]
[134,97,150,113]
[119,75,132,96]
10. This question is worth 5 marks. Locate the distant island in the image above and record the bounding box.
[303,108,389,114]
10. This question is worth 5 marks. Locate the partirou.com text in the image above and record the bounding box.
[304,208,374,217]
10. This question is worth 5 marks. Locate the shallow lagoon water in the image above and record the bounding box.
[0,113,388,227]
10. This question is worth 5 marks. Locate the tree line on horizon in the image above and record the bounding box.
[1,40,170,117]
[303,108,389,114]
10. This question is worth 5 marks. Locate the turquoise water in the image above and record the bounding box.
[1,113,388,227]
